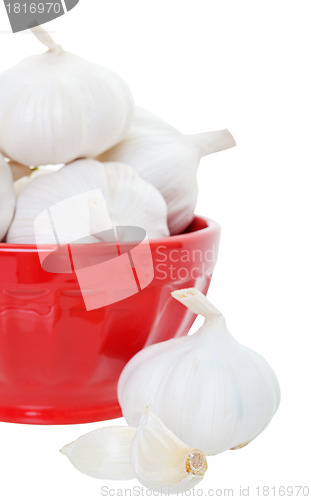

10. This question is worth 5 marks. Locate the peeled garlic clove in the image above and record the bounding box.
[61,426,136,480]
[7,159,169,244]
[131,408,207,493]
[0,153,15,241]
[0,26,134,166]
[96,107,235,234]
[118,288,280,456]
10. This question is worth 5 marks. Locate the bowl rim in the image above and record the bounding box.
[0,215,221,253]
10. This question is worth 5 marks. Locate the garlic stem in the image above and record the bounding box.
[188,129,236,158]
[31,25,64,54]
[171,288,225,325]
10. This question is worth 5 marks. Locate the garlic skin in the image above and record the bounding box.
[0,153,15,241]
[131,408,207,493]
[0,26,134,166]
[7,159,169,244]
[97,107,235,234]
[118,288,281,456]
[61,427,136,480]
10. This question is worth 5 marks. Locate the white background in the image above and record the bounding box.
[0,0,310,499]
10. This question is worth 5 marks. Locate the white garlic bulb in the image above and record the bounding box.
[61,426,136,480]
[118,288,281,455]
[61,408,207,494]
[0,153,15,241]
[96,107,235,234]
[7,159,169,244]
[0,26,134,166]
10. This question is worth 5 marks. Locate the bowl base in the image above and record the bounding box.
[0,403,122,425]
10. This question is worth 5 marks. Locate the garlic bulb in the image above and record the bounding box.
[61,426,136,480]
[131,408,207,493]
[61,408,207,494]
[7,159,169,244]
[118,288,281,455]
[0,153,15,241]
[96,107,235,234]
[0,25,134,166]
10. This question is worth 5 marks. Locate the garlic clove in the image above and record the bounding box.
[0,153,15,241]
[61,426,136,480]
[118,288,280,456]
[96,107,235,234]
[131,407,207,493]
[7,159,169,244]
[0,26,134,166]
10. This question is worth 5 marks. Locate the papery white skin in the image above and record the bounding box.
[97,107,235,234]
[131,407,207,494]
[61,426,136,480]
[118,288,281,456]
[0,26,134,166]
[7,159,169,244]
[0,154,15,241]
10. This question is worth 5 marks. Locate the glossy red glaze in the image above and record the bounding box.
[0,216,220,424]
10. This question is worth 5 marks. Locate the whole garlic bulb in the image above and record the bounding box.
[7,159,169,244]
[118,288,281,455]
[61,408,208,494]
[0,26,134,166]
[97,107,235,234]
[0,154,15,241]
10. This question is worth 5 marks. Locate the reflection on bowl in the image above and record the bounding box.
[0,216,220,424]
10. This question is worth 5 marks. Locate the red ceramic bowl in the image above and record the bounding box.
[0,216,220,425]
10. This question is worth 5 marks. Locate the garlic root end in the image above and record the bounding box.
[185,449,208,476]
[230,440,251,450]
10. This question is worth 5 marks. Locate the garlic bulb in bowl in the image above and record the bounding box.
[96,107,235,234]
[118,288,280,455]
[7,159,169,244]
[0,26,134,166]
[0,154,15,241]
